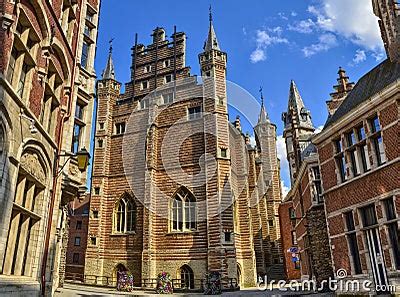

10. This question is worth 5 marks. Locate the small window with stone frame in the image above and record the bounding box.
[163,92,174,104]
[73,253,79,264]
[141,80,149,90]
[140,98,149,109]
[144,65,152,73]
[188,106,202,120]
[115,122,126,134]
[164,74,173,84]
[163,59,171,68]
[74,237,81,246]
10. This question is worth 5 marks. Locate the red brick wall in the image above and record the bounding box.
[279,201,300,280]
[65,195,90,279]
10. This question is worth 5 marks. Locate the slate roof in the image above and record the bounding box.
[325,59,400,128]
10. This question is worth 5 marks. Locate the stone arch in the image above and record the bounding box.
[51,40,71,81]
[17,139,52,183]
[179,264,194,289]
[19,0,51,39]
[113,263,128,284]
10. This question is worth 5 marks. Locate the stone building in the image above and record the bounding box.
[312,1,400,292]
[65,193,90,282]
[85,13,283,290]
[0,0,100,295]
[280,80,334,283]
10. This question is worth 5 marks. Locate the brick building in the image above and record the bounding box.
[65,193,90,281]
[279,81,333,283]
[312,1,400,292]
[0,0,100,295]
[314,59,400,293]
[85,13,283,290]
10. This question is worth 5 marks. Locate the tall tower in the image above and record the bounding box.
[326,67,354,116]
[85,44,121,277]
[254,90,284,279]
[282,81,315,185]
[198,8,235,280]
[372,0,400,62]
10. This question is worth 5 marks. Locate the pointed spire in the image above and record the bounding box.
[257,86,269,124]
[102,38,116,80]
[288,80,306,111]
[204,5,220,52]
[286,80,313,129]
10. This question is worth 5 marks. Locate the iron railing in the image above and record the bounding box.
[65,274,239,292]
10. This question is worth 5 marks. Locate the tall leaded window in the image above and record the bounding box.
[114,195,136,233]
[383,198,400,269]
[311,166,323,203]
[344,211,362,274]
[81,41,89,68]
[334,139,346,182]
[369,115,386,165]
[171,188,197,232]
[2,151,46,277]
[6,48,19,83]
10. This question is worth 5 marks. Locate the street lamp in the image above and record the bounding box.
[57,147,91,176]
[75,147,90,172]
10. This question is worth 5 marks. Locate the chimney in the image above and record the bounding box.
[234,115,242,131]
[152,27,166,44]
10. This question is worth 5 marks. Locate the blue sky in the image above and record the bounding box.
[94,0,385,194]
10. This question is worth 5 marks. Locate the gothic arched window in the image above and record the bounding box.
[171,188,196,232]
[114,195,136,233]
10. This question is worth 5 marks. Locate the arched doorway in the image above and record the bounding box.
[114,264,128,286]
[180,265,194,289]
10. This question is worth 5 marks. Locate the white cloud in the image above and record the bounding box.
[278,12,288,20]
[281,181,290,199]
[291,11,298,17]
[276,135,290,199]
[250,49,266,63]
[250,29,289,63]
[372,51,385,61]
[307,0,384,52]
[352,49,367,64]
[314,125,324,134]
[302,33,338,57]
[288,19,315,34]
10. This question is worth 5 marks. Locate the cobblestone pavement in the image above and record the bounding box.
[55,283,335,297]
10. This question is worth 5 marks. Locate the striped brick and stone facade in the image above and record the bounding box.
[0,0,100,295]
[85,15,283,290]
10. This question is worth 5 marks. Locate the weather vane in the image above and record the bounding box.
[109,38,115,53]
[209,5,212,22]
[259,86,264,105]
